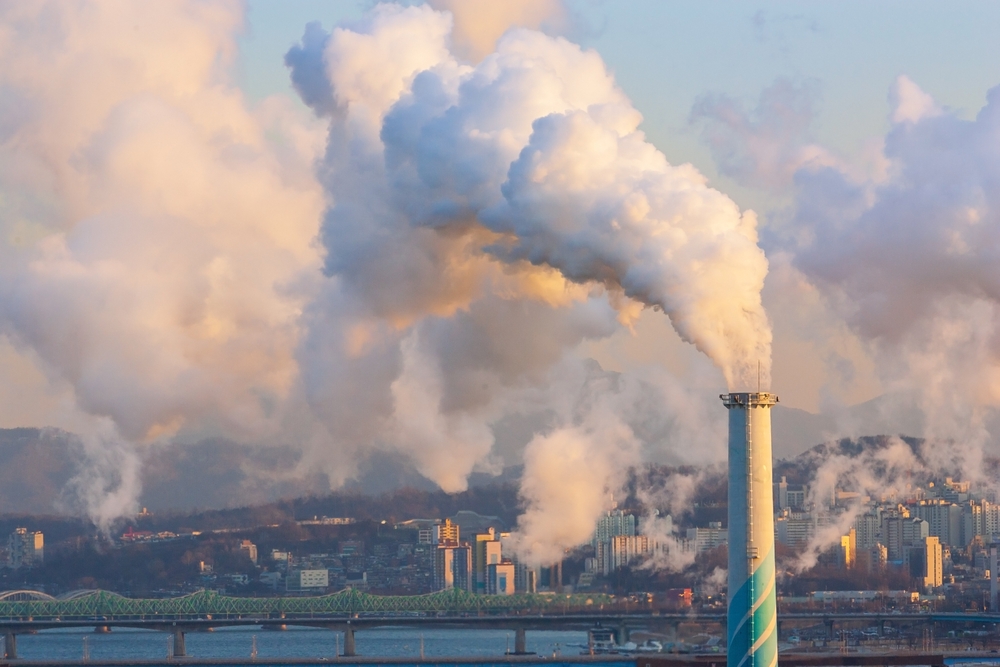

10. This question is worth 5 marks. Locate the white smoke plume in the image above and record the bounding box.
[784,431,1000,576]
[0,1,774,554]
[635,469,713,573]
[790,437,922,571]
[283,3,773,562]
[788,77,1000,466]
[506,365,728,567]
[426,0,571,63]
[56,421,142,533]
[511,404,642,566]
[293,3,773,392]
[696,70,1000,574]
[0,0,325,526]
[691,78,836,190]
[700,566,728,597]
[696,75,1000,495]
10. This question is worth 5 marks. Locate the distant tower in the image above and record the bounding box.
[721,392,778,667]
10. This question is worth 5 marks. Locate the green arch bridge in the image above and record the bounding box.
[0,588,618,621]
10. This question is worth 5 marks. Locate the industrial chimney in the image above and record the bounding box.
[721,392,778,667]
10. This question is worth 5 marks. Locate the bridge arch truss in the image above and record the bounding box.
[0,588,614,621]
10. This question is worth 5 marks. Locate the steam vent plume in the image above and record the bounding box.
[721,391,779,667]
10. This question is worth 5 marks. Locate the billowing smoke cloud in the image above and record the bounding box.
[790,78,1000,455]
[293,2,773,384]
[426,0,570,62]
[0,0,773,559]
[507,368,728,566]
[782,434,1000,573]
[511,399,641,565]
[697,73,1000,460]
[56,421,143,532]
[691,78,835,190]
[635,469,713,573]
[283,3,772,562]
[791,437,921,571]
[0,0,325,524]
[689,73,1000,573]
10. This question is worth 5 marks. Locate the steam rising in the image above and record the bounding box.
[0,0,325,525]
[295,3,773,389]
[792,78,1000,449]
[695,74,1000,567]
[16,0,1000,578]
[288,3,771,562]
[511,409,641,565]
[11,1,998,577]
[0,1,771,558]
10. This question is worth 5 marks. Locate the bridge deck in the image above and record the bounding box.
[0,652,984,667]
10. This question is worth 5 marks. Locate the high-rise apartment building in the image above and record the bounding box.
[838,529,856,569]
[6,528,43,569]
[775,510,814,548]
[963,499,1000,545]
[610,535,654,571]
[434,519,460,547]
[514,562,536,594]
[907,536,943,589]
[911,500,963,547]
[987,503,1000,540]
[863,543,888,573]
[774,476,789,511]
[786,488,806,510]
[472,529,502,594]
[882,512,928,561]
[854,509,882,549]
[593,510,636,547]
[433,545,471,591]
[773,476,807,511]
[686,522,728,553]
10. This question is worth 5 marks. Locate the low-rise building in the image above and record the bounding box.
[286,569,329,592]
[239,540,258,565]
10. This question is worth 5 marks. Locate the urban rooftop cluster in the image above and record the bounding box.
[7,472,1000,612]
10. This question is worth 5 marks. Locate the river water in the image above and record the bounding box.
[8,628,1000,667]
[4,626,623,664]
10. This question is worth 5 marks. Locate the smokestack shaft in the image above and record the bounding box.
[722,392,778,667]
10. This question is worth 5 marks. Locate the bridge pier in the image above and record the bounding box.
[617,622,629,646]
[3,631,15,660]
[343,625,356,657]
[514,627,527,654]
[825,619,835,641]
[172,627,186,658]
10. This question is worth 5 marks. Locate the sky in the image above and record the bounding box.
[236,0,1000,412]
[241,2,1000,186]
[3,0,1000,549]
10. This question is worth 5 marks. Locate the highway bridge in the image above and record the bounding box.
[0,588,625,658]
[3,589,1000,660]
